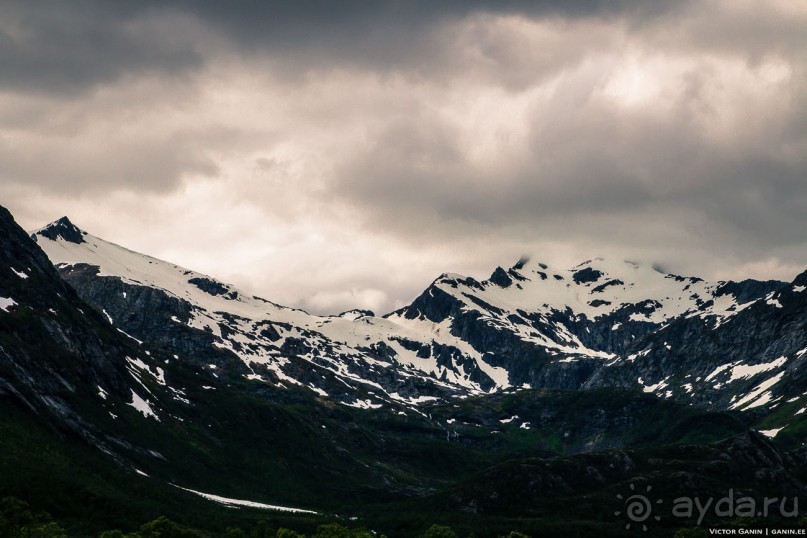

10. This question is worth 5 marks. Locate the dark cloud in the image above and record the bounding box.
[0,1,203,94]
[0,0,804,314]
[178,0,688,69]
[0,0,690,95]
[690,155,807,248]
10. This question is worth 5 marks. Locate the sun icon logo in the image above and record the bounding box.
[615,483,663,531]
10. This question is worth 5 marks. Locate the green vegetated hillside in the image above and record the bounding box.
[2,374,800,537]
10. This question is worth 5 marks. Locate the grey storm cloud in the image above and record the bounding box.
[0,0,805,314]
[332,61,807,251]
[0,1,203,94]
[0,0,691,94]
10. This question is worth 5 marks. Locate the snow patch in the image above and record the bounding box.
[705,363,732,382]
[116,328,143,345]
[638,376,669,394]
[342,399,383,410]
[728,357,787,381]
[173,485,318,514]
[730,372,785,411]
[404,395,439,404]
[0,297,17,312]
[705,357,787,384]
[759,427,784,438]
[126,356,166,385]
[127,390,159,420]
[308,385,329,397]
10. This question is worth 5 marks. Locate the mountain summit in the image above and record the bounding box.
[32,216,86,244]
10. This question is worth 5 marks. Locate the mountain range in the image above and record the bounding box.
[1,206,805,536]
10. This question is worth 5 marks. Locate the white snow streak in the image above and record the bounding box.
[759,427,784,438]
[173,485,318,514]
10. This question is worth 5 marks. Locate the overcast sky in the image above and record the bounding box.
[2,0,806,314]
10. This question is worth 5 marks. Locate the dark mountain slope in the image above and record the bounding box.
[0,206,168,460]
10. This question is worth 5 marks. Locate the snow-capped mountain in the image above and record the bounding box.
[3,206,806,534]
[589,267,807,419]
[29,216,806,440]
[31,217,471,409]
[386,257,783,389]
[389,257,806,419]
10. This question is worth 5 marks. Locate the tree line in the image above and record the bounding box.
[0,497,531,538]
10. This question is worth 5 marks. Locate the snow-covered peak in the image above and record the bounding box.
[514,257,678,285]
[419,255,748,324]
[31,225,315,326]
[33,216,87,245]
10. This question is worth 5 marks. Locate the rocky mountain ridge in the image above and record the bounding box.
[29,217,806,444]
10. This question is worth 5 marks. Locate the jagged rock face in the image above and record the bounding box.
[0,208,129,403]
[589,275,807,411]
[715,279,784,304]
[58,263,237,369]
